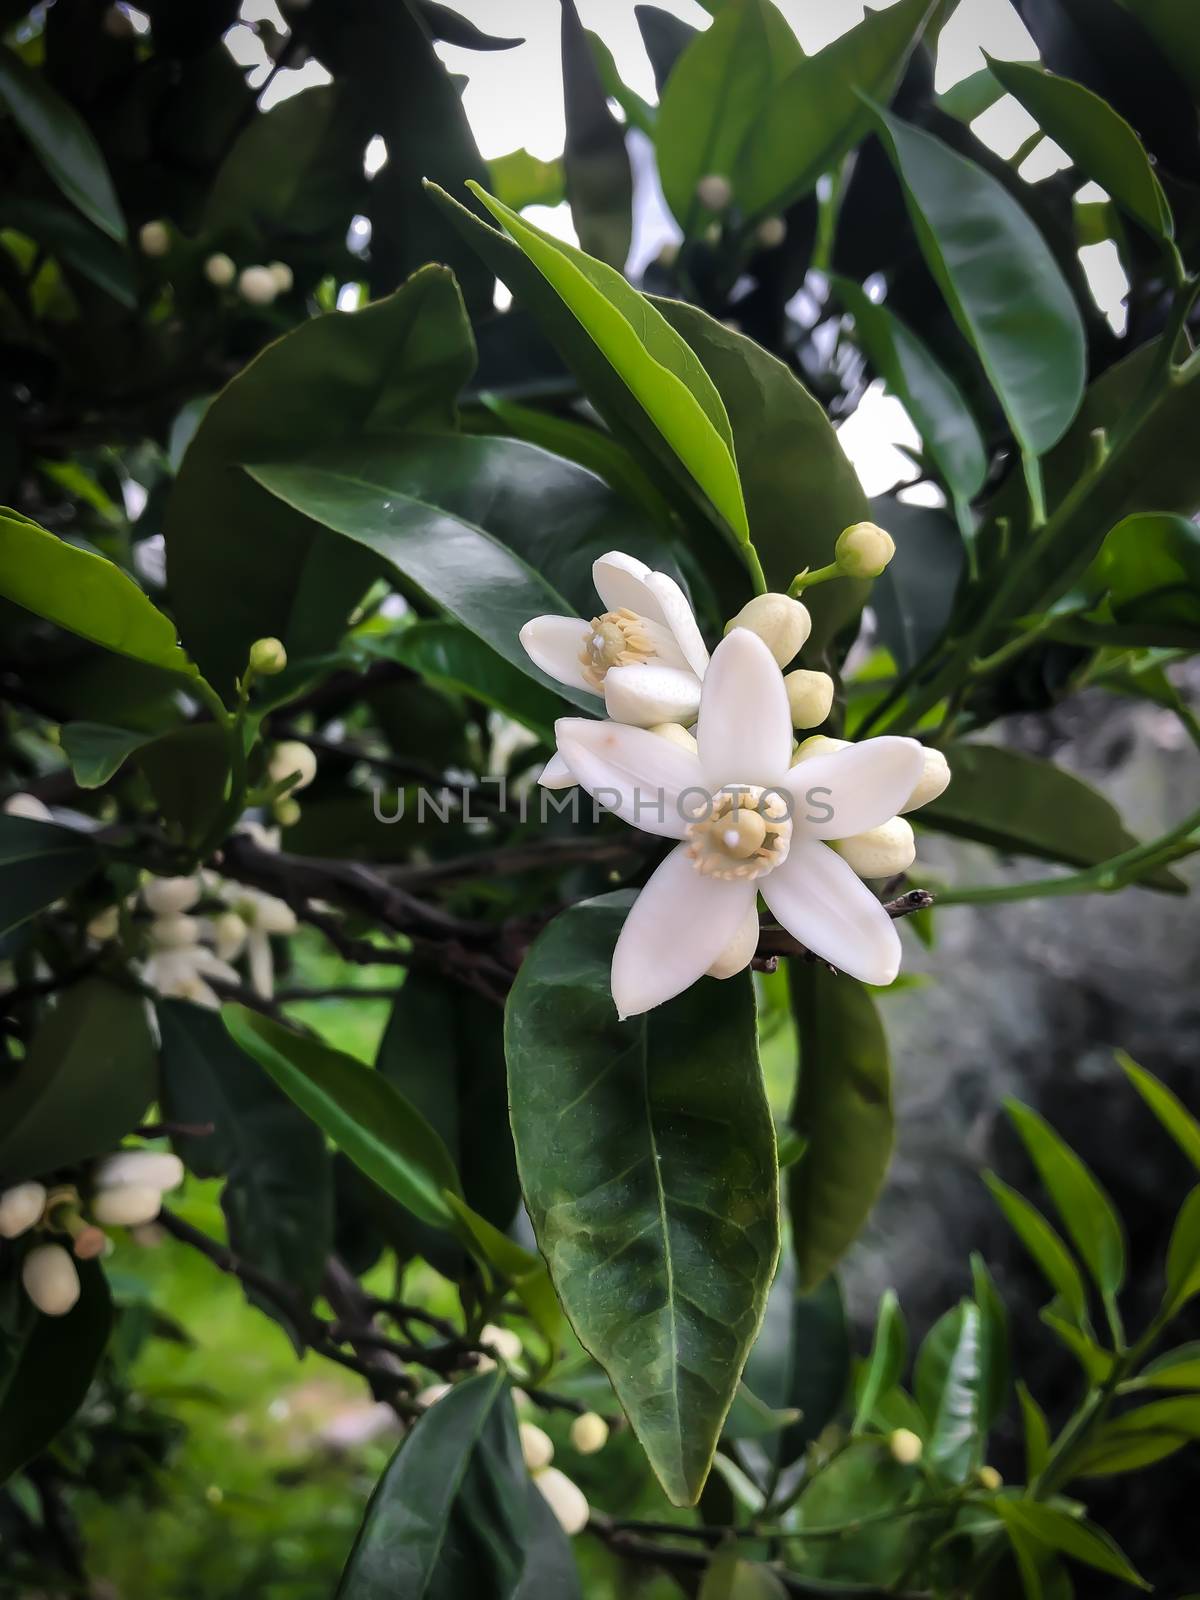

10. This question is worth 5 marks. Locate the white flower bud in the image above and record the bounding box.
[534,1465,589,1536]
[139,220,170,257]
[143,876,200,915]
[791,734,848,765]
[93,1151,183,1193]
[149,913,201,950]
[706,905,760,980]
[246,893,296,936]
[900,746,951,814]
[696,173,733,213]
[569,1411,609,1455]
[835,521,895,579]
[86,904,121,942]
[783,669,834,730]
[238,265,278,306]
[3,791,52,821]
[756,215,786,249]
[889,1427,923,1465]
[213,910,248,962]
[725,594,812,667]
[480,1322,522,1364]
[248,636,287,675]
[22,1243,80,1316]
[519,1421,554,1471]
[268,261,294,294]
[0,1182,47,1239]
[204,251,236,287]
[91,1185,164,1227]
[833,816,916,879]
[268,740,317,791]
[649,723,698,755]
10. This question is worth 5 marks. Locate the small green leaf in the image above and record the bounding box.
[854,1289,907,1432]
[1085,513,1200,648]
[0,816,101,939]
[487,149,564,211]
[914,1302,984,1480]
[60,722,155,789]
[1073,1396,1200,1477]
[1134,1343,1200,1390]
[983,1173,1089,1327]
[1039,1310,1114,1384]
[1118,1052,1200,1170]
[1017,1381,1050,1479]
[995,1500,1149,1589]
[443,1194,561,1350]
[1164,1186,1200,1318]
[222,1005,462,1230]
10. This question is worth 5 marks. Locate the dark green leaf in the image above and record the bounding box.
[873,107,1087,458]
[995,1501,1149,1589]
[1118,1051,1200,1170]
[60,722,154,789]
[868,496,965,675]
[387,621,563,739]
[443,1195,561,1349]
[137,723,230,849]
[505,892,778,1506]
[560,0,632,268]
[0,978,156,1184]
[1073,1396,1200,1477]
[789,1439,926,1585]
[743,1261,848,1467]
[0,817,100,939]
[970,1253,1011,1432]
[983,1173,1089,1326]
[788,964,893,1289]
[854,1289,907,1431]
[1039,1310,1114,1383]
[915,1302,983,1480]
[0,196,135,308]
[513,1476,581,1600]
[1085,513,1200,648]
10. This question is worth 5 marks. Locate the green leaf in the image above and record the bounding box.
[789,1439,927,1585]
[387,620,564,739]
[487,149,564,211]
[1134,1343,1200,1390]
[158,1002,333,1347]
[699,1542,789,1600]
[921,742,1185,893]
[995,1500,1149,1590]
[971,1252,1011,1432]
[1018,1381,1051,1479]
[986,56,1173,242]
[983,1173,1089,1327]
[873,107,1087,458]
[0,816,101,939]
[442,1195,561,1350]
[655,0,803,234]
[1085,513,1200,648]
[0,1260,112,1485]
[0,45,126,242]
[742,1264,848,1466]
[166,265,475,693]
[1039,1310,1114,1384]
[1073,1396,1200,1477]
[1,196,135,308]
[651,299,870,653]
[834,278,987,506]
[937,64,1007,123]
[868,496,965,676]
[560,0,633,268]
[1004,1100,1125,1305]
[1118,1051,1200,1170]
[1165,1186,1200,1318]
[0,510,201,684]
[0,978,156,1184]
[222,1005,462,1231]
[136,723,231,848]
[60,722,155,789]
[504,892,778,1506]
[336,1370,528,1600]
[513,1477,582,1600]
[733,0,936,219]
[788,964,893,1289]
[854,1289,907,1432]
[914,1302,984,1480]
[1114,0,1200,99]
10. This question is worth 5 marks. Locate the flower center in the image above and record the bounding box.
[579,608,656,689]
[686,786,792,882]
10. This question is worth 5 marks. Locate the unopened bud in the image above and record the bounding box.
[479,1322,522,1365]
[238,265,278,306]
[725,593,812,668]
[143,875,200,915]
[149,913,200,950]
[756,215,786,249]
[91,1185,164,1227]
[94,1151,183,1193]
[706,905,760,981]
[22,1243,81,1316]
[534,1465,589,1536]
[205,251,236,288]
[139,220,170,257]
[900,746,951,814]
[977,1465,1002,1491]
[569,1411,609,1455]
[835,521,895,579]
[889,1427,923,1465]
[649,722,698,755]
[268,261,294,294]
[0,1182,47,1239]
[696,173,733,213]
[249,636,287,675]
[213,910,248,961]
[268,740,317,792]
[519,1421,555,1471]
[791,734,848,766]
[3,791,52,821]
[87,904,121,942]
[273,796,302,828]
[833,816,915,879]
[784,669,834,730]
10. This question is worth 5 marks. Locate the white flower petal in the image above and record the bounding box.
[612,844,756,1018]
[782,737,924,840]
[642,571,709,679]
[247,930,274,1000]
[603,663,702,728]
[760,838,901,985]
[696,628,792,788]
[538,751,576,790]
[554,719,706,839]
[519,615,596,696]
[706,903,761,979]
[592,550,657,617]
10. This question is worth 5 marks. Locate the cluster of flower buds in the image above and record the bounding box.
[791,733,950,878]
[230,261,294,306]
[519,1420,595,1536]
[265,738,317,830]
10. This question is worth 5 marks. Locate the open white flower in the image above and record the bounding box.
[520,552,709,733]
[218,884,297,999]
[554,629,925,1018]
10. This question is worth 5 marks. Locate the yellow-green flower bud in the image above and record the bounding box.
[273,796,302,828]
[783,669,834,729]
[725,593,812,667]
[977,1465,1002,1491]
[205,252,236,288]
[649,722,698,755]
[900,746,951,814]
[833,816,915,879]
[238,265,278,306]
[268,740,317,791]
[889,1428,923,1465]
[519,1421,555,1471]
[268,261,294,294]
[835,521,895,578]
[569,1411,610,1455]
[534,1465,589,1535]
[138,220,170,257]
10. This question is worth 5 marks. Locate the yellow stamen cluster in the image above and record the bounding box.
[579,609,656,689]
[686,787,792,881]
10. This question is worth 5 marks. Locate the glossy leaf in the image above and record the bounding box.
[443,1195,561,1349]
[0,816,101,939]
[916,1302,983,1480]
[995,1501,1149,1590]
[560,0,633,268]
[983,1173,1089,1327]
[653,299,870,653]
[788,964,893,1289]
[854,1289,907,1431]
[167,265,474,693]
[987,56,1172,241]
[1085,513,1200,648]
[834,277,987,505]
[1018,1381,1051,1479]
[513,1478,581,1600]
[874,107,1087,458]
[1165,1186,1200,1318]
[1073,1396,1200,1477]
[868,496,965,675]
[0,978,156,1184]
[0,45,126,241]
[921,742,1185,892]
[1004,1099,1125,1303]
[222,1005,462,1230]
[505,893,778,1506]
[1117,1052,1200,1170]
[970,1252,1011,1431]
[336,1370,528,1600]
